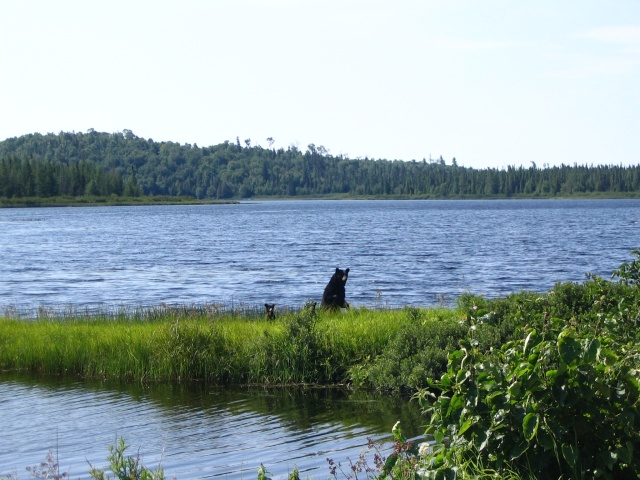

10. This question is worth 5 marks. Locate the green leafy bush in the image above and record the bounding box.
[348,305,515,393]
[416,251,640,479]
[613,248,640,285]
[350,319,466,392]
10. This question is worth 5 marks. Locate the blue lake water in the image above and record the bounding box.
[1,199,639,312]
[0,376,423,480]
[1,199,640,479]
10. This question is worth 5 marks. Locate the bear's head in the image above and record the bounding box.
[334,267,349,284]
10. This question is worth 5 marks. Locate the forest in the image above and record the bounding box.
[1,129,639,199]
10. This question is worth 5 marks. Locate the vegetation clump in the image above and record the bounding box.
[88,437,165,480]
[414,250,640,479]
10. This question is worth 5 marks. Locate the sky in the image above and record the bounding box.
[1,1,639,169]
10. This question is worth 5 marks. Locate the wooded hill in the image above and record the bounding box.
[1,130,639,199]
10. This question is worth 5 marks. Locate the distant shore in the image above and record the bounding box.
[2,191,640,208]
[0,195,238,208]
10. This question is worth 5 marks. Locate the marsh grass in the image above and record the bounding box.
[0,304,462,387]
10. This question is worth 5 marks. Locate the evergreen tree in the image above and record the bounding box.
[123,165,142,197]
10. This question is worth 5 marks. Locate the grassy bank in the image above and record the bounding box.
[0,304,465,387]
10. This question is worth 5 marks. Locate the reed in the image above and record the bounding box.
[0,305,459,387]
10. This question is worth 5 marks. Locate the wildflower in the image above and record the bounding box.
[418,441,435,457]
[392,421,401,435]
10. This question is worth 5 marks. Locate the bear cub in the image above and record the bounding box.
[321,267,350,310]
[264,303,276,320]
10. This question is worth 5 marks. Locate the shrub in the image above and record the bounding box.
[349,312,468,393]
[415,253,640,479]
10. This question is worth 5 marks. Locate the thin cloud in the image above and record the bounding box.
[427,36,530,52]
[579,25,640,47]
[545,55,639,79]
[544,25,640,79]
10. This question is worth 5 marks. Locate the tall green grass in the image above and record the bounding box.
[0,305,462,387]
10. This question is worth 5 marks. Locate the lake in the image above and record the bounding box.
[1,199,639,313]
[1,199,639,478]
[0,375,424,479]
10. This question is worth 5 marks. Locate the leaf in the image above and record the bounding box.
[602,348,618,366]
[438,396,451,418]
[558,333,582,366]
[448,349,465,370]
[545,369,559,385]
[522,413,539,441]
[623,372,640,394]
[438,373,452,389]
[616,442,633,464]
[486,391,506,408]
[508,381,522,397]
[561,443,579,469]
[446,393,464,419]
[476,430,490,451]
[596,450,617,470]
[523,329,538,356]
[458,418,474,436]
[383,452,398,472]
[536,429,555,450]
[510,442,528,460]
[620,410,636,430]
[493,409,507,426]
[582,338,600,364]
[455,368,471,383]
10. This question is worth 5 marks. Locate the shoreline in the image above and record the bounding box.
[2,191,639,208]
[0,195,238,208]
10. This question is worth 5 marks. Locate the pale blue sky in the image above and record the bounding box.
[1,0,639,169]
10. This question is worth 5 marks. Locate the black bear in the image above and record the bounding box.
[264,303,276,320]
[321,267,350,310]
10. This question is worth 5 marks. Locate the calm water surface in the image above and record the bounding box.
[1,199,639,311]
[0,376,423,479]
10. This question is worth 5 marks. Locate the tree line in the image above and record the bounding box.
[1,129,639,199]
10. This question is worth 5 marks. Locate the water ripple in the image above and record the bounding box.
[0,380,416,480]
[1,199,639,311]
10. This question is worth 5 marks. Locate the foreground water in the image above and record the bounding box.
[2,199,639,313]
[0,377,423,479]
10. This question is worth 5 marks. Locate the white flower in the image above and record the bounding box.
[392,421,401,434]
[419,441,435,457]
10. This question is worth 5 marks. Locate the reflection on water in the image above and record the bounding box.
[0,374,424,479]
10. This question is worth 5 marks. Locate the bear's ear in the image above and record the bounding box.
[335,267,341,274]
[345,268,350,275]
